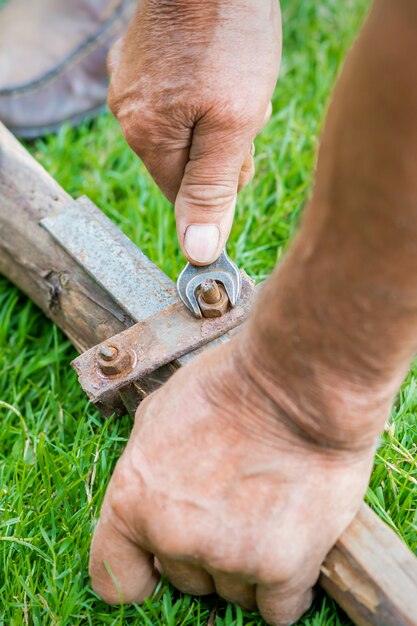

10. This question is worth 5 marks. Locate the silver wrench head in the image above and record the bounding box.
[177,249,242,318]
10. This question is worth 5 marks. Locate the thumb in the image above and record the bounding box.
[175,117,253,266]
[89,455,159,604]
[89,513,159,604]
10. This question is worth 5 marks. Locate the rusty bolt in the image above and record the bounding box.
[99,345,118,361]
[200,279,221,304]
[96,343,133,376]
[197,280,229,318]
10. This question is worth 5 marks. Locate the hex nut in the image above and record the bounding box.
[96,344,133,376]
[197,283,229,318]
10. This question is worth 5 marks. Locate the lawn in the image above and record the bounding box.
[1,0,417,624]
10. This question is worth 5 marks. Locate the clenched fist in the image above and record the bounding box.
[89,335,376,625]
[107,0,281,264]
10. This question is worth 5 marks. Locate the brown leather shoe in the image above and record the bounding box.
[0,0,137,138]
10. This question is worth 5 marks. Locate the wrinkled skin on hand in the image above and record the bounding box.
[107,0,281,264]
[89,338,375,625]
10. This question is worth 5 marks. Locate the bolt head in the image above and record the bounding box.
[96,344,132,376]
[99,345,118,361]
[200,279,221,304]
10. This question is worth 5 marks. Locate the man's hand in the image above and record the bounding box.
[89,337,375,625]
[107,0,281,264]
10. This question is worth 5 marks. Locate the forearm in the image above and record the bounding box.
[243,0,417,448]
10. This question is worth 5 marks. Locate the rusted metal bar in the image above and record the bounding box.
[71,276,254,407]
[40,196,177,323]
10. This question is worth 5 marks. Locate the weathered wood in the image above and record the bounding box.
[320,505,417,625]
[0,121,416,625]
[0,123,132,353]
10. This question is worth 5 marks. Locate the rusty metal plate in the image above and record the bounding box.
[41,196,177,322]
[72,275,255,405]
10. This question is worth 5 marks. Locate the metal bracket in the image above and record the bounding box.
[41,196,177,323]
[71,275,254,406]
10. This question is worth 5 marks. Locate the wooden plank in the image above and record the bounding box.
[0,123,129,353]
[320,505,417,625]
[0,121,416,625]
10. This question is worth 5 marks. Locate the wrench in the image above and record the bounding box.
[176,249,242,318]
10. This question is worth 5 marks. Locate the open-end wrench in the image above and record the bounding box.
[177,249,242,318]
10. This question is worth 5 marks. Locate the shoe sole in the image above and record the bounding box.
[0,0,136,138]
[10,104,108,140]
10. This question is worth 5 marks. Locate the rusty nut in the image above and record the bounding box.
[197,280,229,318]
[96,344,133,376]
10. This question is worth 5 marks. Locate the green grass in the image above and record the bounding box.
[1,0,416,624]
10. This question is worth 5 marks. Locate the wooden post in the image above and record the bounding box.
[1,122,416,625]
[0,123,132,353]
[321,505,417,625]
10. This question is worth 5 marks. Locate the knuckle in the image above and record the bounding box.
[111,102,163,156]
[180,181,236,210]
[90,574,119,605]
[106,487,128,527]
[255,548,304,586]
[259,588,313,626]
[104,461,137,523]
[209,557,253,578]
[209,98,255,132]
[201,536,258,577]
[120,113,153,154]
[148,516,209,563]
[151,532,189,560]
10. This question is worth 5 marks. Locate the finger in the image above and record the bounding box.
[237,147,255,192]
[139,142,190,204]
[111,109,192,203]
[213,573,256,611]
[256,583,313,626]
[158,558,215,596]
[89,513,159,605]
[175,112,254,265]
[236,102,271,193]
